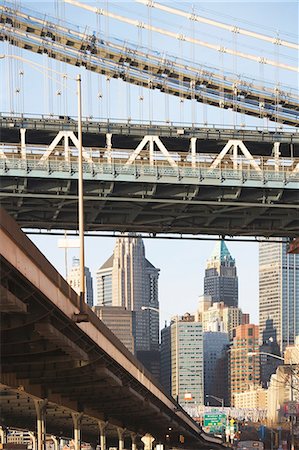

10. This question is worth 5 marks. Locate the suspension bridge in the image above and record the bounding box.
[0,2,298,449]
[0,0,298,237]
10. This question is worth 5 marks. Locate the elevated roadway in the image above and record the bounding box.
[0,208,223,449]
[0,116,298,238]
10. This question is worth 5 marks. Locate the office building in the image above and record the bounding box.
[203,331,229,405]
[160,323,172,394]
[259,240,299,352]
[213,346,230,407]
[234,386,267,410]
[260,318,282,387]
[96,235,160,377]
[68,257,93,307]
[92,305,135,354]
[229,324,260,406]
[160,313,204,406]
[96,256,113,307]
[204,241,238,307]
[196,296,243,340]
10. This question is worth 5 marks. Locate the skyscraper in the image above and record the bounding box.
[259,240,299,352]
[203,331,229,405]
[96,234,160,355]
[160,313,204,407]
[96,255,113,307]
[196,296,243,340]
[259,318,282,387]
[92,305,135,354]
[229,324,260,406]
[204,241,238,307]
[68,257,94,307]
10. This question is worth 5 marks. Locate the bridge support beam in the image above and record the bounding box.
[51,435,60,450]
[141,434,155,450]
[190,137,197,168]
[72,412,83,450]
[20,128,26,160]
[117,427,125,450]
[29,432,37,450]
[98,421,108,450]
[34,399,47,450]
[131,433,137,450]
[0,426,7,444]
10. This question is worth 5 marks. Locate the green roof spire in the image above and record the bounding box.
[209,240,234,263]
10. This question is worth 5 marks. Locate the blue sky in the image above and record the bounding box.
[1,1,298,327]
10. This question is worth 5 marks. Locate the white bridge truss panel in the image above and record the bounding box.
[0,128,298,177]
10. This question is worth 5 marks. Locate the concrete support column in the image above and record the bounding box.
[117,427,125,450]
[131,433,137,450]
[141,434,154,450]
[0,426,7,444]
[34,399,47,450]
[51,435,60,450]
[20,128,26,160]
[98,421,108,450]
[28,432,37,450]
[72,412,83,450]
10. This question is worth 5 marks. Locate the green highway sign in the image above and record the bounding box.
[203,413,226,434]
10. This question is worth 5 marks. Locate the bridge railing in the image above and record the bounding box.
[1,145,298,183]
[1,113,299,136]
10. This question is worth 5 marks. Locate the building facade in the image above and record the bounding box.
[92,305,135,354]
[196,297,243,340]
[203,331,229,405]
[260,318,282,388]
[229,324,260,406]
[234,386,267,409]
[96,255,113,307]
[96,235,160,380]
[68,257,94,307]
[204,241,238,307]
[161,313,204,407]
[259,240,299,352]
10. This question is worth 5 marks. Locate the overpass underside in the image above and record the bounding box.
[0,208,223,449]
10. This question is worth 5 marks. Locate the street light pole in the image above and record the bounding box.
[0,54,86,307]
[205,394,224,408]
[77,74,85,305]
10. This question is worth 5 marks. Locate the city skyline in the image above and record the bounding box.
[30,234,259,328]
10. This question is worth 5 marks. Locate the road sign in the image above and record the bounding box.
[203,413,226,434]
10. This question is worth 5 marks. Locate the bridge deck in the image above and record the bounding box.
[1,115,299,153]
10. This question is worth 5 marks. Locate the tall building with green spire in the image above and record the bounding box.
[204,241,238,307]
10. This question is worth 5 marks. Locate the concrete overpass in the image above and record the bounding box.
[0,208,223,450]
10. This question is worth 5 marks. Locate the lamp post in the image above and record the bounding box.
[248,351,296,450]
[0,54,85,304]
[205,394,224,408]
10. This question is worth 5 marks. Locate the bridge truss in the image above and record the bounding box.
[0,116,298,237]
